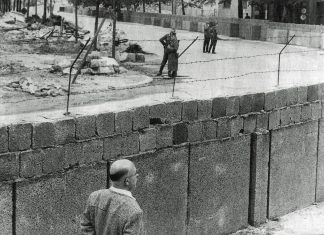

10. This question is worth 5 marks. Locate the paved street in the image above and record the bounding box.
[60,11,324,100]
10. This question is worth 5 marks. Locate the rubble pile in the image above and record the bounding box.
[55,51,123,75]
[7,77,67,97]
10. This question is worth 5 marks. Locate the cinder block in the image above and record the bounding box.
[16,164,106,235]
[182,101,198,121]
[269,122,318,218]
[189,136,250,234]
[0,184,12,235]
[217,118,231,139]
[230,116,243,137]
[239,94,253,115]
[269,110,280,130]
[32,122,55,149]
[0,126,8,153]
[20,150,44,178]
[165,101,182,123]
[173,123,188,145]
[62,143,82,168]
[290,105,302,124]
[96,112,115,137]
[139,128,157,152]
[132,107,149,130]
[188,122,203,142]
[9,123,32,151]
[256,112,269,130]
[53,118,75,145]
[42,147,64,174]
[0,152,19,181]
[162,18,171,28]
[264,91,277,111]
[280,108,291,126]
[156,125,173,149]
[301,104,312,122]
[115,111,133,136]
[197,100,212,120]
[81,139,103,164]
[249,132,270,226]
[153,17,161,26]
[121,133,139,156]
[182,20,190,31]
[202,120,217,140]
[75,115,96,140]
[297,86,308,104]
[317,118,324,201]
[252,93,265,112]
[226,96,239,116]
[275,89,288,108]
[103,135,122,160]
[307,84,319,102]
[212,97,227,118]
[149,104,167,121]
[286,87,298,106]
[243,114,257,133]
[131,147,188,235]
[319,83,324,101]
[311,102,322,120]
[190,21,198,32]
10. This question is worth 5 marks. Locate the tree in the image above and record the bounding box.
[42,0,47,23]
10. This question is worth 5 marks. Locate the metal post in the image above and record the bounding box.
[172,36,198,97]
[277,35,295,86]
[74,0,78,42]
[72,14,108,84]
[65,38,91,115]
[112,0,116,58]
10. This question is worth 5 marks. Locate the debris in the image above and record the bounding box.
[6,77,66,97]
[49,65,63,73]
[125,43,146,54]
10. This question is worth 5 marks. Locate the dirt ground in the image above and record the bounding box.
[0,13,163,116]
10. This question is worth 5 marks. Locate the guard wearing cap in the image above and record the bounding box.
[208,23,218,54]
[203,23,210,53]
[156,28,177,76]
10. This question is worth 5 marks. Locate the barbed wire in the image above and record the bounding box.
[0,47,322,76]
[2,33,323,45]
[71,68,324,96]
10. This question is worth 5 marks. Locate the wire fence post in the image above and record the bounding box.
[65,38,91,115]
[277,35,295,86]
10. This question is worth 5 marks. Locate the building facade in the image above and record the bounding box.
[217,0,324,25]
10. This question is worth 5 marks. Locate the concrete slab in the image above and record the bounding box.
[189,135,250,235]
[0,183,12,235]
[317,118,324,202]
[269,121,318,218]
[130,147,188,235]
[249,132,270,226]
[16,164,107,235]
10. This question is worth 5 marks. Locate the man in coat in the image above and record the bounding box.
[203,22,210,53]
[81,159,144,235]
[208,23,218,54]
[156,28,177,76]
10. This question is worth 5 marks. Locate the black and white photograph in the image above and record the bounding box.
[1,0,324,234]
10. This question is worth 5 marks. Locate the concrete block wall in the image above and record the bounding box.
[60,6,324,48]
[2,82,324,234]
[118,10,324,48]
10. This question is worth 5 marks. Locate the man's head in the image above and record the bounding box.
[110,159,138,191]
[170,28,176,35]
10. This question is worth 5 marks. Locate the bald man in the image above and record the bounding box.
[81,159,144,235]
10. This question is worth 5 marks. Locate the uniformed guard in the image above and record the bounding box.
[167,32,179,78]
[203,22,210,53]
[208,23,218,54]
[156,28,176,76]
